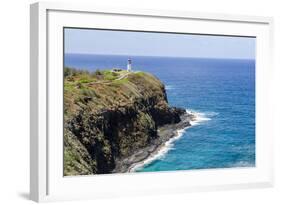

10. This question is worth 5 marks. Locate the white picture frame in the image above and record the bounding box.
[30,1,274,202]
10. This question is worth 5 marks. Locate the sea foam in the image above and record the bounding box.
[165,85,175,90]
[186,109,215,126]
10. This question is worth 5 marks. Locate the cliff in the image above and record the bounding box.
[63,68,189,176]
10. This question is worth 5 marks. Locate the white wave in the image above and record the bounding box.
[165,85,175,90]
[185,109,213,126]
[129,127,189,172]
[129,109,218,172]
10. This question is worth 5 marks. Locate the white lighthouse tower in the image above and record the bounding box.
[127,58,132,72]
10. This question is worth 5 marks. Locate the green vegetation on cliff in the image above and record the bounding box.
[64,67,185,175]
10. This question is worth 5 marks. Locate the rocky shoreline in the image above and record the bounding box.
[64,68,196,175]
[113,112,196,173]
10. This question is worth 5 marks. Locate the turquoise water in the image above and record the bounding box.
[65,54,255,171]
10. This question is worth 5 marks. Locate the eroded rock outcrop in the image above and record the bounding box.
[63,68,189,175]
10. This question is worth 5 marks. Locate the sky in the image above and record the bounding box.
[64,28,256,59]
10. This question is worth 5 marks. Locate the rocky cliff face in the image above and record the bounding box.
[63,68,186,176]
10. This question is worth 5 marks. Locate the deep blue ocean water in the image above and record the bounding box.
[65,53,255,172]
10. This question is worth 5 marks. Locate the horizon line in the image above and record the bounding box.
[65,52,255,61]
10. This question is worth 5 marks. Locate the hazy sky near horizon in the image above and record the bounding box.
[64,28,256,59]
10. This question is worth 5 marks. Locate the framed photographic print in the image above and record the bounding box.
[30,2,274,202]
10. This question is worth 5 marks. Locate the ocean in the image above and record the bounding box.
[65,53,256,172]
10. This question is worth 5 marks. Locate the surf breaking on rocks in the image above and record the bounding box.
[128,109,216,172]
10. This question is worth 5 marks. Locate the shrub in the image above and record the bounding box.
[79,79,91,84]
[80,89,97,97]
[94,69,102,76]
[64,67,72,77]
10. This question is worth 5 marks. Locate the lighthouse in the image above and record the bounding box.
[127,58,132,72]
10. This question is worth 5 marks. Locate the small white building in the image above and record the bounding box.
[127,58,132,72]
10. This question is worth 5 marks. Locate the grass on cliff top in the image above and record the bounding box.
[64,67,165,118]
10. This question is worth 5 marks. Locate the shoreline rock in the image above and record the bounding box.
[113,112,195,173]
